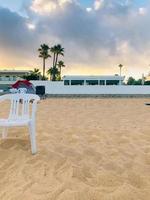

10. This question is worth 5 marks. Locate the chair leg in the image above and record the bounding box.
[28,122,37,154]
[2,127,8,139]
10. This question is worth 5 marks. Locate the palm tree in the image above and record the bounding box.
[118,64,124,85]
[32,68,44,80]
[22,68,42,80]
[54,44,64,67]
[50,44,64,81]
[38,44,51,78]
[118,64,123,76]
[47,67,59,81]
[57,60,65,79]
[50,45,58,68]
[32,68,41,75]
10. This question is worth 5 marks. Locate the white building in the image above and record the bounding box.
[63,75,125,86]
[0,70,31,81]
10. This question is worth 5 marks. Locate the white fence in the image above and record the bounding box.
[32,81,150,95]
[1,80,150,95]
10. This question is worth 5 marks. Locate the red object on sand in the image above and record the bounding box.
[12,80,32,88]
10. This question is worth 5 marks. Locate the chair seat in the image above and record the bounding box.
[0,118,31,127]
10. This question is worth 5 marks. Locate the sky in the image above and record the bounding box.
[0,0,150,78]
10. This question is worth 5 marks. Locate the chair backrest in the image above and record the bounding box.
[0,94,40,120]
[9,88,18,93]
[18,88,27,94]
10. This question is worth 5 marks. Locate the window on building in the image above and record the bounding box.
[13,76,17,81]
[64,80,70,85]
[106,80,119,85]
[5,76,10,81]
[71,80,84,85]
[86,80,98,85]
[99,80,105,85]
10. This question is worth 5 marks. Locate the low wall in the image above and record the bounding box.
[1,80,150,95]
[31,81,150,95]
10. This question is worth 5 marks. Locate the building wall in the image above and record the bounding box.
[31,81,150,95]
[1,80,150,94]
[0,70,30,81]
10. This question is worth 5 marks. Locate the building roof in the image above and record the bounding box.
[63,75,125,81]
[0,70,31,75]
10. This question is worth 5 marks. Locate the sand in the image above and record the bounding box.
[0,98,150,200]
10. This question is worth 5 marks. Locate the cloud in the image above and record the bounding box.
[30,0,73,14]
[86,7,92,12]
[138,7,147,16]
[27,22,36,30]
[0,0,150,77]
[94,0,104,10]
[0,9,32,56]
[0,7,41,68]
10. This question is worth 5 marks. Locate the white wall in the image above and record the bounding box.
[31,81,150,95]
[1,80,150,95]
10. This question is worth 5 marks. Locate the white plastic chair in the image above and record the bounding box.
[0,93,40,154]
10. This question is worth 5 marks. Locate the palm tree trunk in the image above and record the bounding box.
[52,68,56,81]
[55,53,58,67]
[53,74,56,81]
[53,53,56,68]
[59,67,61,79]
[52,53,58,81]
[43,58,45,77]
[52,53,55,80]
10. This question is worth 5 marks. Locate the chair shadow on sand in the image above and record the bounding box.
[0,138,30,151]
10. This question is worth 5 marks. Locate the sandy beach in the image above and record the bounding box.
[0,98,150,200]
